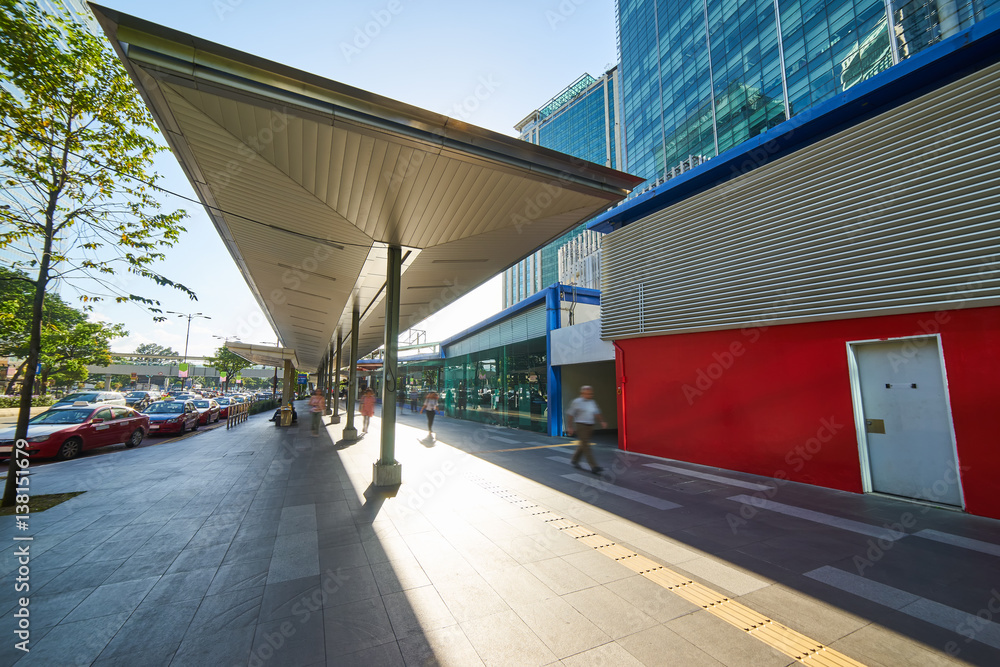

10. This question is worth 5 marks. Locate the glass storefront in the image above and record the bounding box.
[439,337,549,434]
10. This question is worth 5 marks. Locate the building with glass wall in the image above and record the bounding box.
[617,0,1000,185]
[502,68,623,308]
[593,13,1000,519]
[398,284,611,436]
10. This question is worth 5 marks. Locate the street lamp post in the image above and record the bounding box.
[167,311,211,388]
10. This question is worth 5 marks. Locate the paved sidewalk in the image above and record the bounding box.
[0,402,997,666]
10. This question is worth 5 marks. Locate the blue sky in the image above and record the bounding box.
[85,0,618,358]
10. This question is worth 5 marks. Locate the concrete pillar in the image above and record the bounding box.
[343,308,360,440]
[331,333,342,424]
[282,358,294,406]
[104,376,112,390]
[374,246,403,487]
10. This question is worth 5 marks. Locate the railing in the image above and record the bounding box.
[226,401,250,429]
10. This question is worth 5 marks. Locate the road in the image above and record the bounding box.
[0,417,230,475]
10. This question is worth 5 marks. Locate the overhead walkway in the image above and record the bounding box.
[2,405,997,665]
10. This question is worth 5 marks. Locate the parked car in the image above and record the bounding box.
[53,391,126,407]
[0,403,149,460]
[143,400,200,435]
[192,399,221,425]
[124,390,157,411]
[214,396,233,419]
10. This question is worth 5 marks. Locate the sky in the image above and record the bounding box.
[76,0,619,359]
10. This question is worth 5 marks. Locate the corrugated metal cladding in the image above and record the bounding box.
[602,61,1000,341]
[444,304,547,357]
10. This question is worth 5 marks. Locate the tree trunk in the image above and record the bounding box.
[4,360,27,395]
[2,198,56,508]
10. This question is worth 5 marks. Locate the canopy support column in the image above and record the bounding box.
[281,358,294,425]
[374,245,402,487]
[324,343,332,416]
[343,308,360,440]
[331,333,342,424]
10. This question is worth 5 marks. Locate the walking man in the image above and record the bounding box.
[566,385,606,474]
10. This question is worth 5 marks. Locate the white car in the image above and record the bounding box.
[53,391,127,407]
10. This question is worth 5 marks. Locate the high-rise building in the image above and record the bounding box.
[502,68,623,308]
[616,0,998,184]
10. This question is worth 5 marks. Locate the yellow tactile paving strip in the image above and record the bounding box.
[470,475,868,667]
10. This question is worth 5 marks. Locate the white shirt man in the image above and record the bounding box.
[565,385,606,473]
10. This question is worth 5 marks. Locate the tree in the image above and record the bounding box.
[0,0,194,507]
[128,342,179,365]
[206,346,253,392]
[37,319,127,393]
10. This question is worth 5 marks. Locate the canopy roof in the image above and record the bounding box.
[92,5,643,370]
[225,342,298,369]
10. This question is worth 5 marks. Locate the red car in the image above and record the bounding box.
[0,403,149,460]
[143,400,200,435]
[193,399,221,425]
[214,396,233,419]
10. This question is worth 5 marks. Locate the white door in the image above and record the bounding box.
[851,337,963,507]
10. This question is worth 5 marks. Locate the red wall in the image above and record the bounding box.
[615,305,1000,519]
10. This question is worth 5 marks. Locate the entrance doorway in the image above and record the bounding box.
[847,336,963,508]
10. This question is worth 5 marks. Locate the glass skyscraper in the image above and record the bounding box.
[503,68,624,308]
[617,0,999,183]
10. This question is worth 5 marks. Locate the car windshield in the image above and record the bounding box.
[145,402,185,414]
[30,409,92,424]
[193,400,210,408]
[216,398,230,405]
[59,393,99,403]
[125,392,146,398]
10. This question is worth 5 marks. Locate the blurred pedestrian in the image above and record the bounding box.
[422,390,439,437]
[565,385,606,474]
[308,389,324,437]
[360,387,376,434]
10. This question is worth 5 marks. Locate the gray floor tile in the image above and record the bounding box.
[208,558,271,596]
[143,567,218,606]
[329,640,404,667]
[562,585,659,640]
[222,536,276,565]
[513,596,611,658]
[170,625,256,667]
[460,609,559,666]
[383,585,458,640]
[666,610,794,667]
[98,599,199,658]
[14,612,130,667]
[258,574,322,623]
[323,597,397,655]
[250,612,325,666]
[617,624,725,667]
[187,586,264,636]
[62,576,160,624]
[33,558,124,596]
[603,575,701,624]
[396,624,485,667]
[316,564,380,608]
[104,551,177,585]
[166,544,228,575]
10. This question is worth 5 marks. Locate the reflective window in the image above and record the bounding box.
[618,0,999,185]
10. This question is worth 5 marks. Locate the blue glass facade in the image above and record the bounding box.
[505,68,623,308]
[618,0,1000,183]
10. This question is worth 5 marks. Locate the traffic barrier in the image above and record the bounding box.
[226,401,250,429]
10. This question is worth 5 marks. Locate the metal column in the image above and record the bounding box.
[324,347,333,415]
[342,308,360,440]
[281,358,294,426]
[331,333,342,424]
[374,245,403,487]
